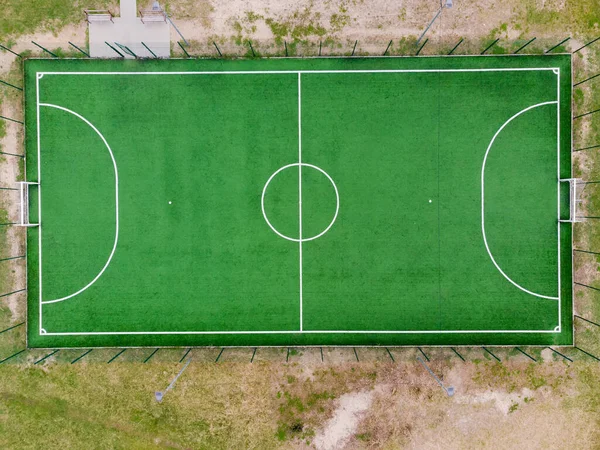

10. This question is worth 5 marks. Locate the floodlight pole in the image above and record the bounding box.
[417,356,455,396]
[155,358,191,402]
[417,0,453,45]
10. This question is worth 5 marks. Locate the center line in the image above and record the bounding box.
[298,73,303,332]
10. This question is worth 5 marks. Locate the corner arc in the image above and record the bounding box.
[481,101,559,301]
[39,103,119,304]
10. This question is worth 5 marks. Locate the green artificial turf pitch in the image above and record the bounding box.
[24,55,573,348]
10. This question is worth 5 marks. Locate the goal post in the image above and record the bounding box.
[17,181,39,227]
[559,178,584,223]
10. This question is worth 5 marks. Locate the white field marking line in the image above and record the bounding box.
[481,100,559,301]
[261,163,340,242]
[37,68,563,337]
[38,103,119,305]
[42,329,559,335]
[36,73,42,332]
[557,69,562,330]
[298,72,303,332]
[38,68,560,76]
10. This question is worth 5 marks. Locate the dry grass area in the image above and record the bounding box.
[1,0,600,448]
[0,353,599,448]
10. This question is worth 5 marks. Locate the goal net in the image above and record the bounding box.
[560,178,584,223]
[17,182,39,227]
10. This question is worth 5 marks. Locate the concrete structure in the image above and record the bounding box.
[88,0,170,58]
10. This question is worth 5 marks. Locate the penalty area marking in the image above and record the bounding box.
[38,103,119,305]
[261,162,340,242]
[481,100,559,301]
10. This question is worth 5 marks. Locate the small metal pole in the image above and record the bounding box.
[166,14,189,46]
[351,40,357,56]
[215,348,224,362]
[105,42,124,57]
[286,347,290,362]
[143,348,159,363]
[0,79,23,91]
[0,349,26,364]
[107,349,126,363]
[574,73,600,87]
[575,347,600,361]
[319,40,322,56]
[574,315,600,328]
[68,41,90,57]
[156,357,192,402]
[250,347,257,363]
[386,347,395,362]
[141,42,157,58]
[416,38,428,56]
[417,347,430,362]
[177,41,190,58]
[574,108,600,119]
[248,40,256,57]
[383,39,393,56]
[0,115,23,125]
[179,348,191,363]
[34,349,59,365]
[284,40,288,57]
[0,289,26,298]
[482,347,501,362]
[515,347,536,362]
[448,38,463,55]
[353,347,359,361]
[320,347,324,362]
[548,347,573,362]
[0,43,22,58]
[481,38,499,55]
[417,7,443,45]
[545,37,570,53]
[514,37,536,54]
[71,349,93,364]
[451,347,465,362]
[0,322,24,334]
[573,36,600,53]
[417,356,454,396]
[213,42,222,57]
[31,41,58,57]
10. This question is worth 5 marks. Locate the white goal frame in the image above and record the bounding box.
[17,181,39,227]
[559,178,584,223]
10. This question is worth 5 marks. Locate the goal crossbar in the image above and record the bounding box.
[17,181,39,227]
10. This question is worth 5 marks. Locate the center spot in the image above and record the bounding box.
[261,163,339,242]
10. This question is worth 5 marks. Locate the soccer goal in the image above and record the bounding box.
[84,10,115,23]
[17,181,39,227]
[560,178,584,223]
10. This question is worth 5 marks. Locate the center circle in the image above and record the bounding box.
[261,163,339,242]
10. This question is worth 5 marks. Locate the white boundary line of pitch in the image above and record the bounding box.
[298,73,303,332]
[36,66,563,336]
[38,68,560,76]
